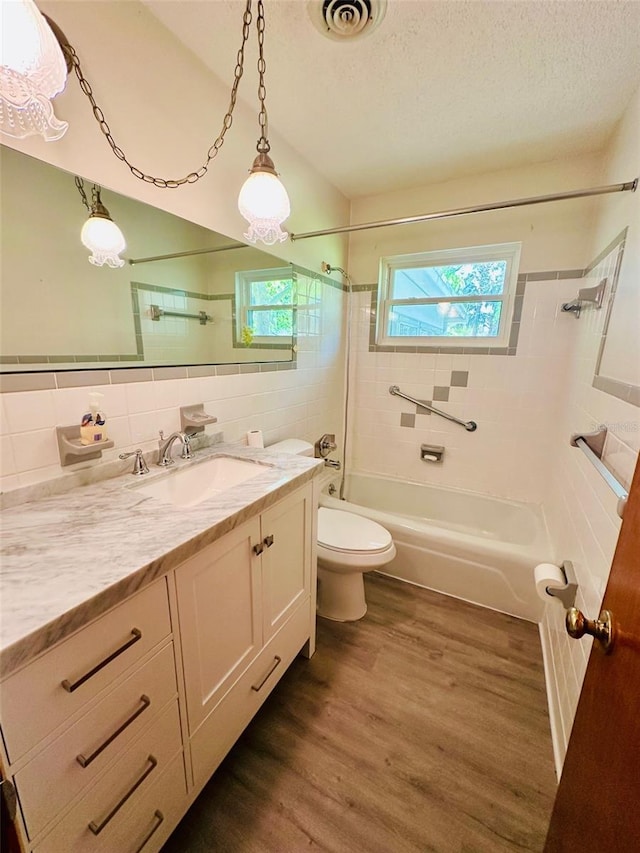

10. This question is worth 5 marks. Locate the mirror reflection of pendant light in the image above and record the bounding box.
[0,0,69,140]
[75,177,126,268]
[238,0,290,245]
[2,0,291,246]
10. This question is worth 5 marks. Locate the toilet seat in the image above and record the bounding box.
[318,507,393,554]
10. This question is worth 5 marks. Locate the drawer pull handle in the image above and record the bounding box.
[88,755,158,835]
[264,534,274,548]
[251,655,282,692]
[253,542,264,556]
[61,628,143,693]
[76,695,151,768]
[133,809,164,853]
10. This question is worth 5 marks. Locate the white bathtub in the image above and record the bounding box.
[320,473,552,622]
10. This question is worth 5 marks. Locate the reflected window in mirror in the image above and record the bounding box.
[0,145,295,371]
[235,267,295,346]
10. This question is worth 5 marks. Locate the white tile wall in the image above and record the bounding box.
[347,278,580,504]
[346,235,637,781]
[0,280,345,492]
[539,241,638,777]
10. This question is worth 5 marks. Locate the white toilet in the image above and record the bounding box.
[268,439,397,622]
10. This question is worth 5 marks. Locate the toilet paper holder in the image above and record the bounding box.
[545,560,578,608]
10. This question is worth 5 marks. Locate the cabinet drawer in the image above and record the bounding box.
[1,579,171,762]
[16,643,177,839]
[35,748,187,853]
[190,599,310,787]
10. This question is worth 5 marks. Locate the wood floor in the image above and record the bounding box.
[162,574,557,853]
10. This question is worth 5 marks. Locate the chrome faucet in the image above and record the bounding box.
[119,448,150,475]
[157,430,193,467]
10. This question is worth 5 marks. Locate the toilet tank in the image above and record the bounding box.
[267,439,314,457]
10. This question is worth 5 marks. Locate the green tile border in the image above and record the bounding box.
[590,232,638,408]
[2,261,342,378]
[584,228,628,275]
[361,264,592,357]
[0,267,354,391]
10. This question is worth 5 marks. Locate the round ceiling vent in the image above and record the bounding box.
[308,0,387,42]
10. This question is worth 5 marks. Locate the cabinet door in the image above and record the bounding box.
[175,517,262,735]
[261,484,312,642]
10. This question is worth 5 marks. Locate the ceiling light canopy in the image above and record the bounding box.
[0,0,291,247]
[0,0,69,140]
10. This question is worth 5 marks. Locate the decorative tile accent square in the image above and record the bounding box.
[450,371,468,387]
[400,413,416,428]
[433,386,450,402]
[415,400,432,416]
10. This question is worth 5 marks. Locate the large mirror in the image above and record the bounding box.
[0,146,295,371]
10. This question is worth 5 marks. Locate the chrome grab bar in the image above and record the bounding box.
[570,428,628,519]
[389,385,477,432]
[150,304,212,325]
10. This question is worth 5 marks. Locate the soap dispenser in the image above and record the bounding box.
[80,391,108,445]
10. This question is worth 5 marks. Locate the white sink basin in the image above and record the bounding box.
[134,456,268,508]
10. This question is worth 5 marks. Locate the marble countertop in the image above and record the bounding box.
[0,443,323,679]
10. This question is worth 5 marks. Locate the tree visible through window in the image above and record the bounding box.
[247,275,294,337]
[236,267,294,343]
[379,243,521,347]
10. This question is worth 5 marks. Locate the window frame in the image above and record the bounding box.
[235,266,295,345]
[377,242,522,348]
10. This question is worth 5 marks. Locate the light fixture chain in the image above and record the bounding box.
[255,0,270,154]
[63,0,253,188]
[74,176,90,212]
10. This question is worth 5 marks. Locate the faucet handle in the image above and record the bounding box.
[317,433,337,458]
[180,432,194,459]
[119,449,150,476]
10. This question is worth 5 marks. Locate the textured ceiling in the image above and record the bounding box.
[144,0,640,199]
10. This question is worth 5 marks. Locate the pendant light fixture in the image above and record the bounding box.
[237,0,290,245]
[1,0,291,247]
[75,177,126,268]
[0,0,69,140]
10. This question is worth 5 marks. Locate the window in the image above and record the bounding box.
[377,242,521,348]
[235,267,294,344]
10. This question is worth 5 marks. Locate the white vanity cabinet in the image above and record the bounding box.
[0,578,186,853]
[0,477,317,853]
[175,483,315,786]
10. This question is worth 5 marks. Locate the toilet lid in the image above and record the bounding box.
[318,508,393,554]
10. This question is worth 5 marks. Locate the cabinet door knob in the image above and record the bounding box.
[253,543,264,556]
[263,534,274,548]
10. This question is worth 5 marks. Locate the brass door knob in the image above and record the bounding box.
[566,607,614,653]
